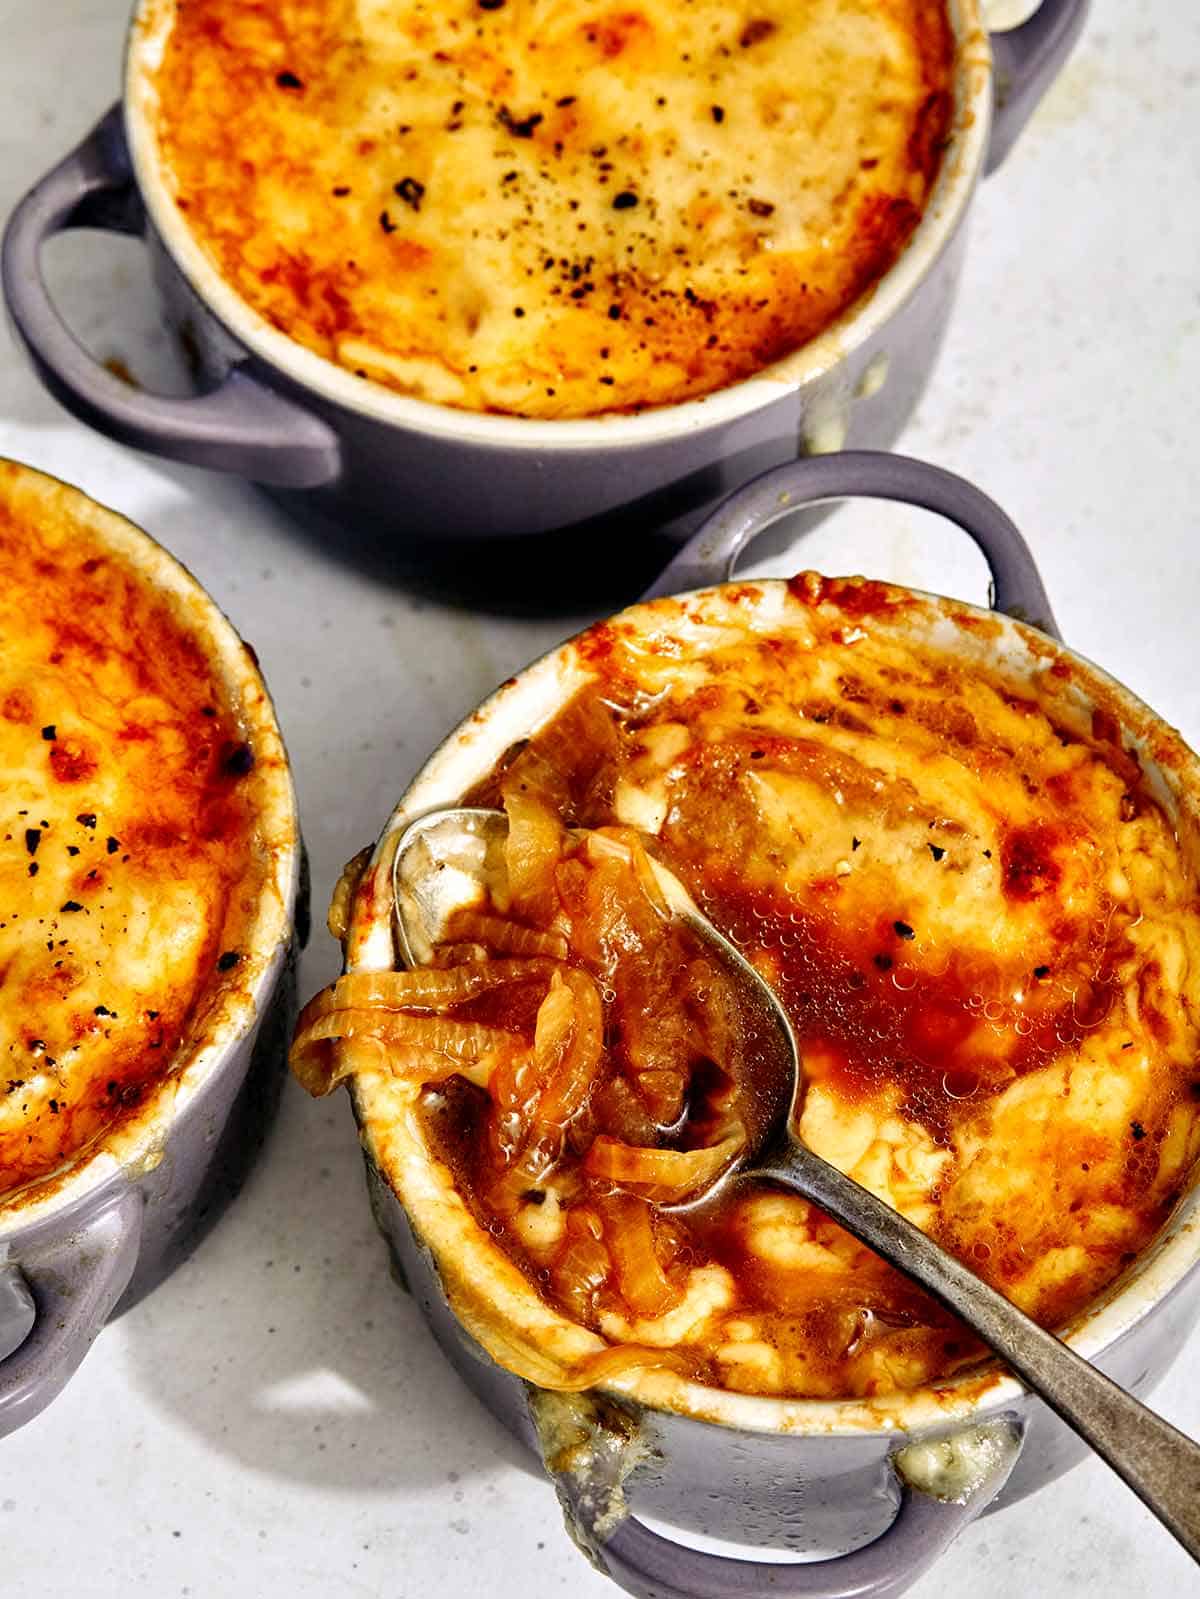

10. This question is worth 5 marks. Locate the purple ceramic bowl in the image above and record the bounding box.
[0,462,303,1439]
[335,454,1200,1599]
[2,1,1087,542]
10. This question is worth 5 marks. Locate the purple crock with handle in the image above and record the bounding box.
[0,466,304,1440]
[1,1,1088,542]
[337,452,1200,1599]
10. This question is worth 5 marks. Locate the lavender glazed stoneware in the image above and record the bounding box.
[0,466,304,1439]
[2,1,1087,542]
[336,454,1200,1599]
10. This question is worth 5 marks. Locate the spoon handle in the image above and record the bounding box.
[758,1142,1200,1562]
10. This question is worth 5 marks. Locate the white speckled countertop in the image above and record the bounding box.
[1,2,1198,1594]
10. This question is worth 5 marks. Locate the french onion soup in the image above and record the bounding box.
[147,0,954,418]
[293,575,1200,1399]
[0,462,283,1202]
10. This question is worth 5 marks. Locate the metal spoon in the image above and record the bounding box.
[393,805,1200,1562]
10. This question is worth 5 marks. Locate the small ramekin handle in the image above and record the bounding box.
[639,450,1061,640]
[0,1186,142,1439]
[549,1420,1021,1599]
[987,0,1091,173]
[0,1264,34,1363]
[2,105,341,489]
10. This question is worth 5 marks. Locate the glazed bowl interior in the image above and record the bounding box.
[344,576,1200,1439]
[0,462,300,1236]
[123,0,992,446]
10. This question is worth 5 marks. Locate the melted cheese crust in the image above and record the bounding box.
[151,0,953,418]
[442,576,1200,1397]
[0,467,266,1198]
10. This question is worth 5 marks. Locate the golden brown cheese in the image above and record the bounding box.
[304,575,1200,1401]
[0,465,269,1199]
[541,582,1200,1385]
[150,0,954,417]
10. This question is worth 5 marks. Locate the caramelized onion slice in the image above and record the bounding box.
[548,1206,612,1320]
[290,1008,521,1097]
[598,1192,681,1317]
[582,827,670,919]
[307,1042,510,1097]
[584,1133,746,1204]
[442,911,570,960]
[532,968,604,1130]
[290,1035,388,1098]
[433,942,491,966]
[296,960,559,1025]
[501,749,566,924]
[547,1342,698,1393]
[327,845,373,943]
[527,688,620,792]
[501,967,606,1179]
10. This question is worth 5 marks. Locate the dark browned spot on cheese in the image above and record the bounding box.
[1002,825,1064,902]
[49,739,97,784]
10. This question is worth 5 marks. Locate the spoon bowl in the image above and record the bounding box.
[391,806,511,969]
[392,803,800,1182]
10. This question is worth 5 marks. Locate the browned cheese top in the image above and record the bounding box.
[150,0,954,417]
[0,464,272,1201]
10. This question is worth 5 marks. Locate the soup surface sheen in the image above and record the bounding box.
[295,577,1200,1399]
[150,0,953,417]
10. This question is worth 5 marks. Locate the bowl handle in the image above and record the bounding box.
[987,0,1091,173]
[2,105,341,489]
[639,450,1061,641]
[0,1185,142,1439]
[547,1420,1022,1599]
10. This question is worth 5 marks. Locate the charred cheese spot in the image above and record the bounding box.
[0,464,268,1199]
[150,0,954,417]
[1001,822,1066,901]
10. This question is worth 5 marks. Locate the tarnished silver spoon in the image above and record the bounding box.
[393,804,1200,1562]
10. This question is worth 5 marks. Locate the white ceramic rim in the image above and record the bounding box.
[0,460,300,1238]
[346,579,1200,1438]
[123,0,992,447]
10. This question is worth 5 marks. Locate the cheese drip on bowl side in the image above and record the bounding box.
[295,575,1200,1400]
[148,0,954,418]
[0,465,268,1201]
